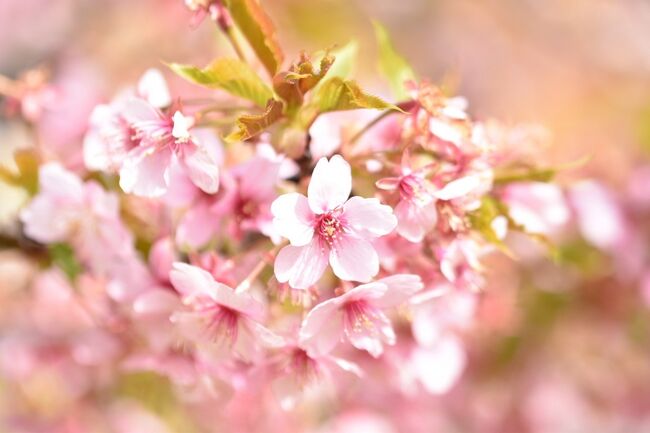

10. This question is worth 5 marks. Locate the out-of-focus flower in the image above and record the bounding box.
[300,275,423,357]
[20,163,133,271]
[169,263,281,361]
[84,68,171,173]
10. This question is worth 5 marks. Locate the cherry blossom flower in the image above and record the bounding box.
[169,263,281,361]
[20,163,134,271]
[176,152,282,248]
[377,153,490,242]
[272,155,397,288]
[118,99,219,197]
[501,182,570,236]
[83,68,171,173]
[269,339,362,410]
[299,274,423,357]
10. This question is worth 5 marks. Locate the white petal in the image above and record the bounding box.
[271,193,315,246]
[307,155,351,213]
[274,241,329,289]
[343,196,397,238]
[329,235,379,283]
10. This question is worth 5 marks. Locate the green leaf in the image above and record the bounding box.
[224,0,284,76]
[117,372,199,433]
[48,243,82,281]
[468,196,512,257]
[314,77,403,113]
[169,58,273,108]
[272,52,335,114]
[493,156,590,186]
[317,41,358,84]
[226,99,284,142]
[372,21,416,100]
[0,149,39,195]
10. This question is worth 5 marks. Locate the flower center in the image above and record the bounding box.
[316,211,344,245]
[400,174,433,206]
[289,348,320,384]
[342,299,382,337]
[200,304,239,346]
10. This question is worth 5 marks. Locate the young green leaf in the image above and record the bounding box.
[0,149,40,195]
[314,77,403,113]
[49,243,83,281]
[468,196,513,257]
[372,20,416,100]
[223,0,284,76]
[168,58,273,108]
[226,99,284,142]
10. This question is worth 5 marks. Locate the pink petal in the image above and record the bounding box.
[39,162,84,197]
[271,193,315,246]
[308,113,342,160]
[372,274,424,308]
[502,182,569,235]
[327,356,364,377]
[343,196,397,238]
[329,236,379,283]
[119,145,172,197]
[346,309,394,357]
[137,68,171,108]
[274,240,329,289]
[569,180,627,250]
[307,155,351,213]
[211,283,265,320]
[148,237,176,282]
[299,298,345,356]
[178,142,220,194]
[339,282,388,304]
[132,289,179,316]
[169,262,216,300]
[394,199,438,242]
[235,155,281,202]
[411,334,466,395]
[120,97,162,125]
[20,164,84,243]
[375,177,400,191]
[435,175,482,201]
[175,201,220,249]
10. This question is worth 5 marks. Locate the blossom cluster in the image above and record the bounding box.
[0,1,593,432]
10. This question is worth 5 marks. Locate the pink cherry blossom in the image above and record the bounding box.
[20,163,134,272]
[377,153,490,242]
[118,99,219,197]
[169,263,281,361]
[501,182,570,236]
[269,339,362,410]
[299,274,423,357]
[176,152,282,248]
[272,155,397,289]
[83,68,171,173]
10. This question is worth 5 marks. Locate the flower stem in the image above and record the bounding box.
[235,242,285,293]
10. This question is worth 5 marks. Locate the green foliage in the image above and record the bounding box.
[314,77,402,113]
[226,99,284,142]
[224,0,284,76]
[169,59,273,108]
[0,149,40,195]
[315,41,358,86]
[372,21,416,100]
[494,156,590,186]
[48,243,82,281]
[273,52,335,114]
[468,196,512,256]
[117,372,198,433]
